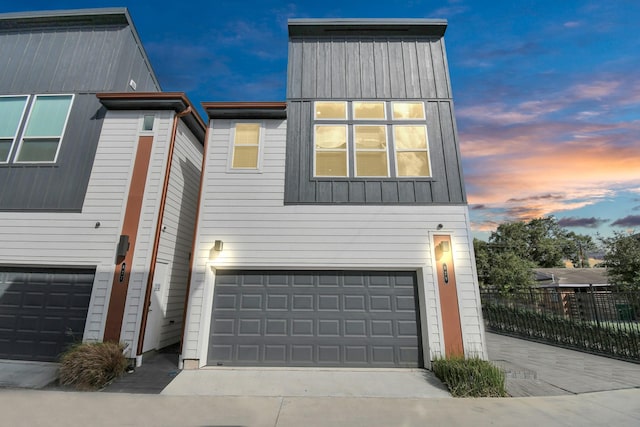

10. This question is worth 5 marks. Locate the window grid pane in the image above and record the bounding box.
[353,102,385,120]
[234,123,260,146]
[315,125,347,177]
[0,96,28,138]
[315,102,346,120]
[392,102,425,120]
[16,138,60,163]
[0,140,11,162]
[24,95,72,137]
[354,125,389,177]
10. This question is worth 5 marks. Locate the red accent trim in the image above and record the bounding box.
[103,135,154,342]
[434,235,464,357]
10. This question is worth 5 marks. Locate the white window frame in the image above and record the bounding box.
[313,124,349,178]
[353,124,390,178]
[0,94,30,164]
[226,121,265,173]
[393,124,433,178]
[14,94,74,164]
[312,100,431,178]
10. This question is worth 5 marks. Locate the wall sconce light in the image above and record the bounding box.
[437,224,444,230]
[209,240,224,260]
[439,241,450,253]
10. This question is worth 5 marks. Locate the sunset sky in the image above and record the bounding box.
[9,1,640,240]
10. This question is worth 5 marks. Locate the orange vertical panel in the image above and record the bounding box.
[103,135,154,342]
[434,234,464,357]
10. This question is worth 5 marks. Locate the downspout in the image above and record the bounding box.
[179,120,210,359]
[136,106,193,362]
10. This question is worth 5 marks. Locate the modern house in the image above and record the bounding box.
[0,9,205,364]
[181,19,487,369]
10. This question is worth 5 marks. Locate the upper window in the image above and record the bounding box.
[230,123,262,170]
[313,101,431,178]
[0,94,73,164]
[0,96,29,163]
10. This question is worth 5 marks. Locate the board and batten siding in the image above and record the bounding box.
[183,118,486,365]
[117,111,173,352]
[0,22,158,94]
[284,100,465,204]
[153,120,203,348]
[287,36,451,100]
[284,35,466,205]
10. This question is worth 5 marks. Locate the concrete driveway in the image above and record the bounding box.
[162,367,452,398]
[0,360,58,389]
[486,332,640,396]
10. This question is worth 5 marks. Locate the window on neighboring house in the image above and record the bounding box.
[13,94,74,163]
[0,96,29,163]
[313,100,431,178]
[231,123,261,169]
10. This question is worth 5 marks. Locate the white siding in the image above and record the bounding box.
[119,111,173,353]
[183,119,486,365]
[0,112,140,343]
[153,120,203,348]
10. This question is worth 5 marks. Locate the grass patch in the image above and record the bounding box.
[432,357,507,397]
[58,341,128,390]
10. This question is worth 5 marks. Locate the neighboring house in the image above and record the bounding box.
[533,268,620,321]
[0,9,205,364]
[181,19,487,369]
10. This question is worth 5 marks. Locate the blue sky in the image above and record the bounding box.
[7,1,640,240]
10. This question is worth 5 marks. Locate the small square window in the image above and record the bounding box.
[142,115,155,131]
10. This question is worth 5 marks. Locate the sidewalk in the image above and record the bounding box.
[2,388,639,427]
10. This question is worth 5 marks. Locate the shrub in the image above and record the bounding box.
[58,341,128,390]
[432,357,507,397]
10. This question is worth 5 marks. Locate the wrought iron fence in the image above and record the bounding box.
[480,287,640,362]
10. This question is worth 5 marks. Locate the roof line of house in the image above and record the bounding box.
[97,92,207,143]
[0,8,162,92]
[203,102,287,119]
[288,18,448,37]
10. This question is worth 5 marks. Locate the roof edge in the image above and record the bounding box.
[97,92,206,143]
[203,102,287,120]
[288,18,447,37]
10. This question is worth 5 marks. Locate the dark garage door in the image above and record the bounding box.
[208,270,422,367]
[0,267,95,362]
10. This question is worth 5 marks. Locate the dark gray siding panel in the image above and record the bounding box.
[0,95,105,211]
[288,36,450,100]
[284,100,465,205]
[208,270,422,368]
[0,25,149,93]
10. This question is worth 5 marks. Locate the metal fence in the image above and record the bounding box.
[480,287,640,362]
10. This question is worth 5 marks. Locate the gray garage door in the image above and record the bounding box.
[0,267,94,362]
[208,270,423,367]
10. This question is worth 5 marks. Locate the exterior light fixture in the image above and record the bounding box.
[209,240,224,260]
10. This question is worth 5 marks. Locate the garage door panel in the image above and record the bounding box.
[208,270,422,367]
[0,267,95,361]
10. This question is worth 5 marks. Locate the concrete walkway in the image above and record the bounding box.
[486,332,640,396]
[2,388,639,426]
